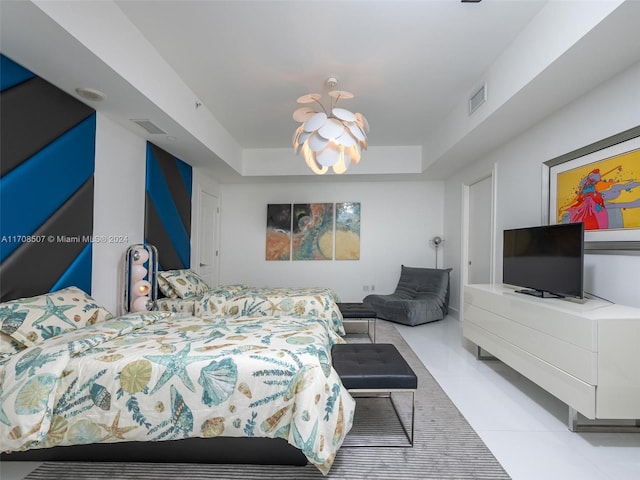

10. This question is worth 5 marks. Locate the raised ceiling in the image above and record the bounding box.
[115,0,545,149]
[2,1,640,182]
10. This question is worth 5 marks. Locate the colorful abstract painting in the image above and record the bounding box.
[292,203,334,260]
[335,202,361,260]
[555,149,640,231]
[265,204,291,260]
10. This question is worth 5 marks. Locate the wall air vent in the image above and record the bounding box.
[468,83,486,115]
[130,119,166,135]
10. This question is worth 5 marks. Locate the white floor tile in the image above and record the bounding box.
[395,316,640,480]
[480,430,611,480]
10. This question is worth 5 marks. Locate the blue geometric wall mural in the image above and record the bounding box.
[144,143,192,271]
[0,54,96,301]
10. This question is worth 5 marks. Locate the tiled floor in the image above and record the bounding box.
[2,316,639,480]
[394,316,640,480]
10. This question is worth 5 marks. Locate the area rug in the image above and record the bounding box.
[24,320,510,479]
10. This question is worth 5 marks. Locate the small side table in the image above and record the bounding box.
[337,302,377,343]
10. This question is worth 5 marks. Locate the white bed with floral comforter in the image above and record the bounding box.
[155,274,344,336]
[193,286,344,334]
[0,308,355,474]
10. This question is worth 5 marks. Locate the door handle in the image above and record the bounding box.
[200,263,209,267]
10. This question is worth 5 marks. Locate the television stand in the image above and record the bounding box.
[463,284,640,431]
[515,289,565,299]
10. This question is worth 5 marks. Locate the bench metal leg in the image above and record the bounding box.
[343,317,376,343]
[369,317,377,343]
[389,391,414,446]
[346,389,415,447]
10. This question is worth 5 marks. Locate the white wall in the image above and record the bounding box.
[218,181,444,302]
[92,114,146,314]
[89,61,640,313]
[444,61,640,312]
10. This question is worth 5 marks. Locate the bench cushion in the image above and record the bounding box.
[332,343,417,390]
[337,302,377,318]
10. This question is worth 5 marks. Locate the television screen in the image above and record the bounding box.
[503,223,584,299]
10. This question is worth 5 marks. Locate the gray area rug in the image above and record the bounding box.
[24,320,510,479]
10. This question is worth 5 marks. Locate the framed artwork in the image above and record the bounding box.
[543,126,640,253]
[265,204,291,260]
[335,202,361,260]
[292,203,334,260]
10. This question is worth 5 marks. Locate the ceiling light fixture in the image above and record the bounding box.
[292,77,369,175]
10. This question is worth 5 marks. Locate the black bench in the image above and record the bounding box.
[337,302,377,342]
[332,343,417,446]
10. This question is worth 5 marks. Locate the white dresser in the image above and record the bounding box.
[463,284,640,428]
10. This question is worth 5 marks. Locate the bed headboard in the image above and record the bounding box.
[144,143,192,271]
[0,55,96,302]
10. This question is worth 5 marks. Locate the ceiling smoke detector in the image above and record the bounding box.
[75,87,106,102]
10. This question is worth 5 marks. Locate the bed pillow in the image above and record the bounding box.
[0,286,114,347]
[158,269,210,299]
[157,274,179,298]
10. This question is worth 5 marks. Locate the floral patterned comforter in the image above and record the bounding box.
[155,284,250,314]
[0,311,355,474]
[155,296,197,314]
[193,286,344,336]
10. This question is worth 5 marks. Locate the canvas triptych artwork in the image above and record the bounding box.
[265,202,361,261]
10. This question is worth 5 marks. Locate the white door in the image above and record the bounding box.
[197,190,219,287]
[468,176,492,284]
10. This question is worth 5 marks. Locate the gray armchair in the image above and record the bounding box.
[363,265,451,326]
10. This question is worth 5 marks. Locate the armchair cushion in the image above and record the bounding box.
[363,266,451,326]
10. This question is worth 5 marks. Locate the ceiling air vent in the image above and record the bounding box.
[130,119,166,135]
[468,83,486,115]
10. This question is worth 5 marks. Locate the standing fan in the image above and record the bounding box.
[431,236,443,268]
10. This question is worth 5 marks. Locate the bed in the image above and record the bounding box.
[0,287,355,474]
[154,271,344,336]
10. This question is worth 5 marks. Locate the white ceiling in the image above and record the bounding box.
[115,0,546,148]
[2,1,640,183]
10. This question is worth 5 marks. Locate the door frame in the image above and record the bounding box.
[459,166,497,317]
[191,170,220,287]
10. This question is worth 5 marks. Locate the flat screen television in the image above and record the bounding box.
[502,223,584,299]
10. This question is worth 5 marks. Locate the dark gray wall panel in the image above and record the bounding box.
[0,56,96,301]
[0,77,94,177]
[149,144,192,234]
[145,192,184,271]
[0,178,94,302]
[144,143,192,270]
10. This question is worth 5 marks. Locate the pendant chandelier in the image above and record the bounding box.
[292,77,369,175]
